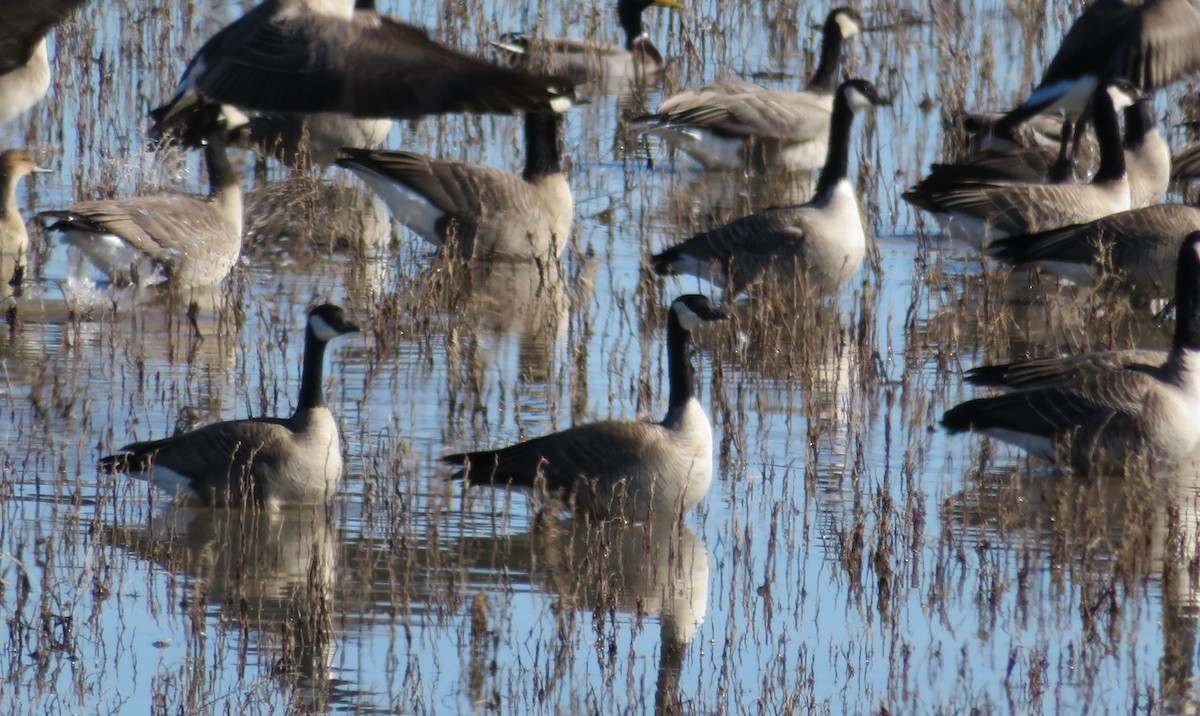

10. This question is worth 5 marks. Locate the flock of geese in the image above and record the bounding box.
[3,0,1200,518]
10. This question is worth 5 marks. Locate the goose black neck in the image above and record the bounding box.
[619,3,646,50]
[666,311,695,412]
[1173,240,1200,354]
[813,90,855,199]
[807,20,845,92]
[296,327,330,410]
[1092,88,1126,183]
[522,110,563,180]
[1123,100,1153,151]
[204,138,238,198]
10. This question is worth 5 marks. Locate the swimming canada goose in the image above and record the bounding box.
[904,80,1137,249]
[918,98,1166,204]
[0,149,49,282]
[335,109,572,260]
[633,7,866,171]
[99,304,360,508]
[941,232,1200,473]
[443,294,728,521]
[651,79,888,294]
[42,116,243,288]
[989,203,1200,300]
[0,0,89,123]
[150,0,573,135]
[492,0,683,88]
[993,0,1200,138]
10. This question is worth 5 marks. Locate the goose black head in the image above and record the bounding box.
[308,304,361,342]
[671,294,730,331]
[838,78,891,112]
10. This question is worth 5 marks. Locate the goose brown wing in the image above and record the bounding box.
[183,6,566,119]
[0,0,88,73]
[444,420,659,493]
[964,350,1166,390]
[54,195,231,267]
[942,369,1154,436]
[649,88,829,141]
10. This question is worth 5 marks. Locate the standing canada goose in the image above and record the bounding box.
[903,80,1137,249]
[988,203,1200,300]
[150,0,573,135]
[993,0,1200,138]
[651,79,889,294]
[0,0,89,123]
[632,7,867,171]
[0,149,49,282]
[916,98,1166,202]
[41,117,243,288]
[99,304,360,508]
[492,0,683,88]
[444,294,728,521]
[941,232,1200,473]
[335,109,572,260]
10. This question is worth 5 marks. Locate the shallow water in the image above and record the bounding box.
[2,0,1200,713]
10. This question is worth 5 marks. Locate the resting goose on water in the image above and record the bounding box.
[492,0,683,88]
[942,232,1200,473]
[100,304,360,508]
[42,113,243,288]
[903,80,1138,249]
[336,109,572,260]
[444,294,728,521]
[651,79,889,295]
[150,0,574,136]
[633,7,869,172]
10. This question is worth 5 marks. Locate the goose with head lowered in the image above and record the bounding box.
[0,0,89,124]
[651,79,889,295]
[336,109,572,260]
[41,112,243,288]
[150,0,573,136]
[100,304,360,508]
[988,203,1200,304]
[903,80,1138,250]
[941,232,1200,473]
[492,0,683,89]
[0,149,49,283]
[632,7,874,172]
[444,294,728,521]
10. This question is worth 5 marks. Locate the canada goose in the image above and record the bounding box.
[651,79,889,294]
[99,304,360,508]
[41,117,243,288]
[993,0,1200,138]
[989,203,1200,300]
[150,0,573,135]
[443,294,728,521]
[632,7,866,171]
[903,80,1137,249]
[941,232,1200,473]
[0,0,89,123]
[0,149,49,281]
[917,98,1165,202]
[335,109,572,260]
[492,0,683,88]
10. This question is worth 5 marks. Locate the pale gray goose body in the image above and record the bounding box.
[0,0,88,123]
[492,0,682,89]
[989,203,1200,301]
[942,232,1200,473]
[651,80,888,294]
[903,81,1137,249]
[444,295,728,521]
[336,110,572,260]
[150,0,573,135]
[99,304,360,508]
[42,125,243,288]
[632,7,864,172]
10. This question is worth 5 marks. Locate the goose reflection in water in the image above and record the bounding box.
[102,506,345,711]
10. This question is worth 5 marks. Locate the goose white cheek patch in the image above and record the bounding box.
[310,314,340,341]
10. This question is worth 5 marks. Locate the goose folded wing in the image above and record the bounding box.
[965,350,1165,390]
[60,196,226,266]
